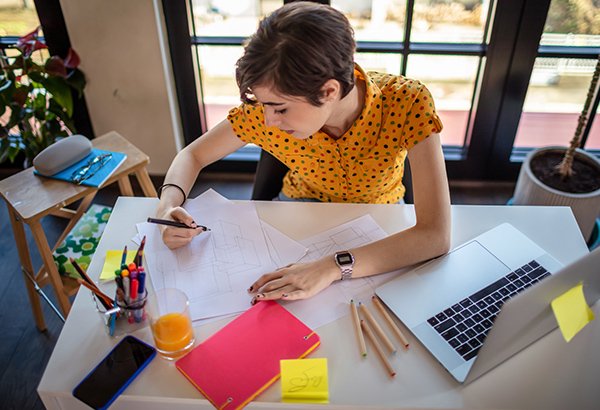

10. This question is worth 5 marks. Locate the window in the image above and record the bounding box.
[514,0,600,151]
[165,0,600,180]
[0,0,94,142]
[0,0,40,37]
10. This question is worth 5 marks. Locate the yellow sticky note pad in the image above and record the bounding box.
[281,358,328,404]
[551,283,595,342]
[99,250,138,280]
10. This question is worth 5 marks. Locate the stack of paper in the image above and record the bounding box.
[135,189,401,330]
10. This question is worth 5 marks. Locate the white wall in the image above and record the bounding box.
[59,0,182,175]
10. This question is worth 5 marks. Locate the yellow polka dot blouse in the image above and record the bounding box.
[227,64,444,203]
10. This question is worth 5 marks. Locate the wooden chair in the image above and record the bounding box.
[0,131,157,331]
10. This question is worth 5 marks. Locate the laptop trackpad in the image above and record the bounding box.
[416,241,510,302]
[383,241,511,328]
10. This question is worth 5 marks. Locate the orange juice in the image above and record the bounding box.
[151,312,194,355]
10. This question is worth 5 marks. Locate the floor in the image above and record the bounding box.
[0,171,515,410]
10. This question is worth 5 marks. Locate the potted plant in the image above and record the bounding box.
[513,52,600,243]
[0,26,86,167]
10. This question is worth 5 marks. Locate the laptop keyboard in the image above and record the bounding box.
[426,260,551,362]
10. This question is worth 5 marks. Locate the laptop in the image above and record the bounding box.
[375,223,600,384]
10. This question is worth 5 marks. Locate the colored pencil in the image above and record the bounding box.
[372,296,409,348]
[76,278,113,308]
[132,236,146,268]
[69,257,96,289]
[121,245,128,266]
[360,302,397,354]
[147,217,210,231]
[351,300,367,357]
[361,320,395,377]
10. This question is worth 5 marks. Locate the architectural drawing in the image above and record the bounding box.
[139,200,277,321]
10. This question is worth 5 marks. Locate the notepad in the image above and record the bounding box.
[551,282,596,342]
[34,148,127,187]
[99,250,138,280]
[176,301,320,410]
[281,358,328,404]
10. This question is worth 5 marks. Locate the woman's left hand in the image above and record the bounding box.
[248,257,341,304]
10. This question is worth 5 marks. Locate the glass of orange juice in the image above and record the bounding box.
[146,288,195,360]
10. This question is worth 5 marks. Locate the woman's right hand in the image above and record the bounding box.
[157,206,205,249]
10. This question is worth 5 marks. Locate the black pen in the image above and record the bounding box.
[147,217,210,231]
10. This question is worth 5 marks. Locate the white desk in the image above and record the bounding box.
[39,198,599,410]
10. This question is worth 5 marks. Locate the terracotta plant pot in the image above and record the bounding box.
[513,147,600,242]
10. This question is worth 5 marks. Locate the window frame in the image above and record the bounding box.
[163,0,600,180]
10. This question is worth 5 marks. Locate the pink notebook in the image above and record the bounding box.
[176,300,321,410]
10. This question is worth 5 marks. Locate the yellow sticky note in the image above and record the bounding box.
[551,283,595,342]
[280,358,328,404]
[99,250,138,280]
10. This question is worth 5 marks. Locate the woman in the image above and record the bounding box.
[156,1,451,304]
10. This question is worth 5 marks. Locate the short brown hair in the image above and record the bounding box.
[235,1,356,107]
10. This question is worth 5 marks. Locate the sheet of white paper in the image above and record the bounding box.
[279,214,401,330]
[261,220,308,268]
[138,195,276,321]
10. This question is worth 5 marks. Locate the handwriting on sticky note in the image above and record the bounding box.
[99,250,137,280]
[281,358,328,404]
[551,282,595,342]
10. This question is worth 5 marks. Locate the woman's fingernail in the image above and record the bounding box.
[256,294,264,299]
[248,286,253,292]
[191,221,197,228]
[251,298,257,305]
[282,294,288,298]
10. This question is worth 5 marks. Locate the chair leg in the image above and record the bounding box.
[29,220,72,317]
[7,205,47,331]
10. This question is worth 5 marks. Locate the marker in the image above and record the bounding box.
[147,217,210,231]
[137,267,147,321]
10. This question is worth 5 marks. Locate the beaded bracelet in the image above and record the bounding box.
[157,183,187,207]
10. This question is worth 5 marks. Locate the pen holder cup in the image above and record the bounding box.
[93,290,149,337]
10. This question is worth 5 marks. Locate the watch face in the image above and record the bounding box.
[336,253,353,265]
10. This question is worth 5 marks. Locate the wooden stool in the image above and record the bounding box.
[0,131,157,331]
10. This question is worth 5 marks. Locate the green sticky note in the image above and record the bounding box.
[99,250,137,280]
[281,358,328,404]
[551,283,595,342]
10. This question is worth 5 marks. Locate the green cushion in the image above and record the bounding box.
[53,204,112,279]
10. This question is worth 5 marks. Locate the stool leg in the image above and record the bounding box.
[134,169,158,197]
[29,220,72,317]
[117,175,134,196]
[6,205,47,331]
[52,192,96,252]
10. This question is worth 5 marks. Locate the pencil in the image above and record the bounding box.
[373,296,410,348]
[351,300,367,357]
[69,257,96,289]
[132,236,146,269]
[121,245,128,266]
[147,217,210,231]
[360,302,397,354]
[361,320,395,377]
[77,278,114,309]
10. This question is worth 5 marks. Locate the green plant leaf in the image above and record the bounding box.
[66,69,86,96]
[28,71,45,83]
[0,138,11,163]
[44,76,73,117]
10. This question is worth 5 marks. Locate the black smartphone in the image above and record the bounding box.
[73,336,156,410]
